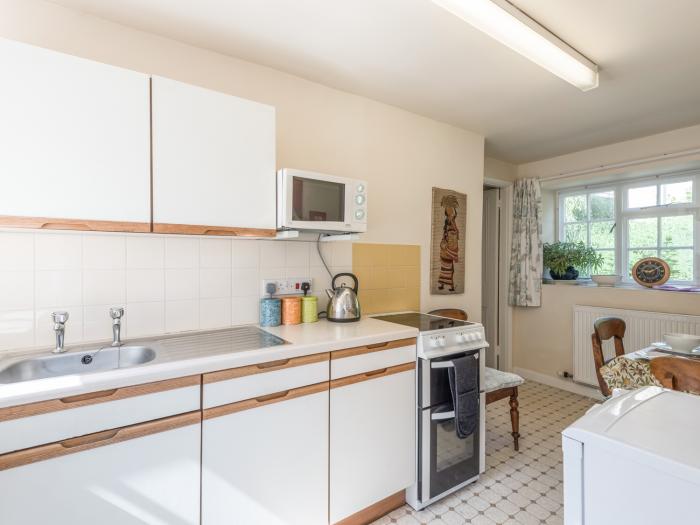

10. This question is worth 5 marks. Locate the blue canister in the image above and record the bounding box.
[259,297,281,327]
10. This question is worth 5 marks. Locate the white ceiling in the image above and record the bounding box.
[49,0,700,163]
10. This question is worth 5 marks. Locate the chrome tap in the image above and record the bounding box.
[51,311,69,354]
[110,307,125,347]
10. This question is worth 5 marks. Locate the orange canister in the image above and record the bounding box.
[281,296,302,325]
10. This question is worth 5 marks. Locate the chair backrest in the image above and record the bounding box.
[428,308,468,321]
[650,356,700,395]
[591,317,626,397]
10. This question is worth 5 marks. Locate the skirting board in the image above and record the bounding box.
[514,367,603,401]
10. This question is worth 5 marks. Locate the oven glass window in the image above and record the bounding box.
[292,176,345,222]
[436,419,475,472]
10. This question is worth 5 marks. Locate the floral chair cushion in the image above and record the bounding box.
[599,356,662,394]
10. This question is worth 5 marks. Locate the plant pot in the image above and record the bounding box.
[550,266,579,280]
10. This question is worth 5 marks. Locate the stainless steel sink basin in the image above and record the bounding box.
[0,345,156,384]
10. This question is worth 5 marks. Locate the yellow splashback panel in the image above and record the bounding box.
[352,243,420,314]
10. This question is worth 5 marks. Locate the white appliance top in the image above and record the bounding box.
[564,387,700,483]
[373,312,488,359]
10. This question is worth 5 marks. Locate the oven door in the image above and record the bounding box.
[419,350,480,409]
[420,401,480,502]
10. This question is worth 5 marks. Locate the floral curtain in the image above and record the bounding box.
[508,178,543,307]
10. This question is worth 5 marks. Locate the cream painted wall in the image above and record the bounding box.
[518,124,700,183]
[0,0,485,319]
[513,125,700,382]
[484,157,517,183]
[514,285,700,378]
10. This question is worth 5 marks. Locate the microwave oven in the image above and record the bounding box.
[276,168,367,233]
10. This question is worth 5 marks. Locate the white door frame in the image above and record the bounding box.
[499,184,513,372]
[483,177,514,372]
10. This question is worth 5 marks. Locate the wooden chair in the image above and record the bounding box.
[650,356,700,395]
[428,308,470,322]
[591,317,626,397]
[428,308,523,450]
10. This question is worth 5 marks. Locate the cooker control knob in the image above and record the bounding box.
[429,337,439,348]
[438,336,446,347]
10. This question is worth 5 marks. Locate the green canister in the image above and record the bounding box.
[301,296,318,323]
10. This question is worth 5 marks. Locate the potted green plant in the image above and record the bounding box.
[543,241,604,280]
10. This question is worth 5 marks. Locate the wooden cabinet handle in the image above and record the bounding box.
[0,411,201,471]
[331,337,417,359]
[256,359,290,369]
[254,390,290,403]
[40,222,92,231]
[60,389,118,404]
[203,382,329,420]
[60,428,119,448]
[0,216,150,234]
[330,362,415,389]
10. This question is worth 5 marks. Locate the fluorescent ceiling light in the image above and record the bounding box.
[432,0,599,91]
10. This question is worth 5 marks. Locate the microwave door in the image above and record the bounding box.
[288,176,347,228]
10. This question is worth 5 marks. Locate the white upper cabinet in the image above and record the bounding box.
[151,76,276,235]
[0,38,151,231]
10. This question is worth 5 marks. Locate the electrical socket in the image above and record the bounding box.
[261,277,312,296]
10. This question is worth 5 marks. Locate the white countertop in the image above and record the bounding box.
[0,318,417,409]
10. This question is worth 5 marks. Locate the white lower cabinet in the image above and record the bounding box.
[202,386,329,525]
[0,413,201,525]
[329,367,416,523]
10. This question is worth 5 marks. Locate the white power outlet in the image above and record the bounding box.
[261,277,313,296]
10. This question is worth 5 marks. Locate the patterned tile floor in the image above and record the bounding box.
[373,381,596,525]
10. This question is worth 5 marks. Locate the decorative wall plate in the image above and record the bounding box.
[631,257,670,287]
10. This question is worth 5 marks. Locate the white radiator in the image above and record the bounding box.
[573,305,700,387]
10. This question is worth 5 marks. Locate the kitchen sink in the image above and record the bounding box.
[0,345,157,384]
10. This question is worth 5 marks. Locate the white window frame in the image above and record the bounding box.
[556,170,700,285]
[557,186,617,276]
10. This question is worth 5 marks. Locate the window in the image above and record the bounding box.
[559,190,616,274]
[557,172,699,284]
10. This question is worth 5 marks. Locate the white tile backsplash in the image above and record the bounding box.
[83,269,126,306]
[126,301,164,338]
[0,271,34,310]
[200,297,232,330]
[232,267,259,297]
[35,233,81,270]
[285,242,309,267]
[0,309,34,349]
[126,269,165,303]
[165,237,199,269]
[165,268,199,301]
[200,268,231,299]
[83,235,125,269]
[0,232,34,271]
[165,299,198,332]
[331,241,353,268]
[126,236,164,269]
[232,240,259,268]
[36,270,82,308]
[260,241,286,267]
[0,231,353,352]
[232,295,259,325]
[200,238,231,268]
